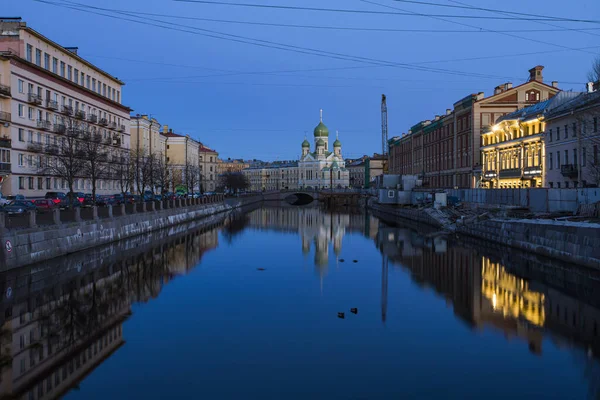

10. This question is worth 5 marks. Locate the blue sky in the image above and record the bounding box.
[6,0,600,160]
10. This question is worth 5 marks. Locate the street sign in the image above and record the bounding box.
[5,240,12,253]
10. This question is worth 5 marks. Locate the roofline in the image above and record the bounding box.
[476,80,560,104]
[4,54,132,112]
[23,26,125,85]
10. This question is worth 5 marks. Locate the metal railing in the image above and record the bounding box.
[0,111,10,123]
[0,162,10,173]
[53,124,66,134]
[88,114,98,123]
[74,110,86,120]
[561,164,578,178]
[61,105,73,115]
[0,138,10,148]
[27,142,43,152]
[118,125,126,132]
[46,99,58,110]
[36,119,51,130]
[99,118,108,126]
[27,93,42,105]
[108,121,117,129]
[0,83,10,97]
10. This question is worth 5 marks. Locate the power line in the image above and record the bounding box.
[36,0,522,81]
[173,0,600,23]
[361,0,598,56]
[70,9,600,34]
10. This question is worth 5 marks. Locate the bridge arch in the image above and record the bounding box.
[284,192,316,205]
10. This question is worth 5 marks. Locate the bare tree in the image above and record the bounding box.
[113,151,134,195]
[219,172,250,194]
[185,163,201,195]
[81,126,111,203]
[587,55,600,84]
[131,147,154,198]
[154,151,172,194]
[42,115,86,203]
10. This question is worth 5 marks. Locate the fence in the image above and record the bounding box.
[436,188,600,213]
[0,195,225,231]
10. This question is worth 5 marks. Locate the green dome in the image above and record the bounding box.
[313,121,329,138]
[333,139,341,147]
[302,139,310,148]
[316,138,325,146]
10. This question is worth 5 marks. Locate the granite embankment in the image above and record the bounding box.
[370,201,600,269]
[0,195,264,271]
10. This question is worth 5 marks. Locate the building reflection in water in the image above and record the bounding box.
[246,206,380,279]
[0,220,221,400]
[376,223,600,397]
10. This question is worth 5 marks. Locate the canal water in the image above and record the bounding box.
[2,204,600,399]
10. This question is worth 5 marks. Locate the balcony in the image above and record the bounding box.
[74,110,86,120]
[46,99,58,110]
[108,121,117,130]
[88,114,98,123]
[0,111,10,123]
[0,83,10,98]
[99,118,108,126]
[498,168,521,179]
[118,124,126,132]
[61,105,73,115]
[113,137,121,147]
[36,119,51,130]
[0,163,10,174]
[561,164,578,178]
[27,93,42,105]
[53,123,66,134]
[27,142,43,153]
[523,166,543,177]
[0,138,10,148]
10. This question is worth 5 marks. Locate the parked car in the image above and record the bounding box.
[83,194,96,207]
[154,194,163,201]
[0,194,9,206]
[5,194,27,202]
[163,192,176,201]
[124,194,138,204]
[69,192,86,204]
[97,195,117,207]
[45,192,67,205]
[112,193,125,205]
[59,198,82,210]
[33,199,58,212]
[3,200,36,215]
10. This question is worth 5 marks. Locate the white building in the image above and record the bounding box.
[299,111,349,189]
[0,18,131,197]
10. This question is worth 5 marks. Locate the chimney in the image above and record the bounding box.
[446,109,451,115]
[504,82,513,90]
[494,85,503,95]
[587,82,596,93]
[64,47,78,55]
[552,81,559,88]
[163,125,169,134]
[477,92,485,100]
[528,65,544,82]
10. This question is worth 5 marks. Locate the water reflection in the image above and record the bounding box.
[1,205,600,398]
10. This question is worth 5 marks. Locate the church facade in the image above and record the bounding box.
[298,111,349,189]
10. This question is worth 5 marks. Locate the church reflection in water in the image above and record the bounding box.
[2,206,600,399]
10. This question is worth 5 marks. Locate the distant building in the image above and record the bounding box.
[242,160,298,191]
[199,144,218,192]
[480,92,582,189]
[347,154,387,188]
[389,66,561,188]
[216,158,249,174]
[544,85,600,188]
[162,127,201,193]
[298,111,349,188]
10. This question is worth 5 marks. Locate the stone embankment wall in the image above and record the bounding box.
[457,219,600,269]
[368,202,444,228]
[0,195,264,271]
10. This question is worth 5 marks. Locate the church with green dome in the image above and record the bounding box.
[299,110,349,189]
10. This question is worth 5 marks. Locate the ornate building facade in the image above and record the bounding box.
[298,111,349,189]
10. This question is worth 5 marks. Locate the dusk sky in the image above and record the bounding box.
[6,0,600,161]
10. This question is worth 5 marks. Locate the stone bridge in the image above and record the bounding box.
[262,190,372,206]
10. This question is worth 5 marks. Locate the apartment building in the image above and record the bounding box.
[130,115,163,156]
[0,18,131,198]
[242,161,299,191]
[163,128,200,193]
[216,158,250,174]
[544,85,600,188]
[199,144,219,192]
[389,66,560,188]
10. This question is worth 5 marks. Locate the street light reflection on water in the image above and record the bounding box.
[1,204,600,399]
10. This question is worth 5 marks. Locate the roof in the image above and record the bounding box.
[545,90,600,121]
[496,91,583,124]
[199,145,216,153]
[164,132,184,138]
[314,121,329,137]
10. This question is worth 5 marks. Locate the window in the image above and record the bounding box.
[565,150,569,166]
[81,72,85,85]
[35,48,41,66]
[92,78,96,91]
[28,177,34,190]
[117,90,120,103]
[46,178,51,189]
[594,117,598,133]
[60,61,65,77]
[573,122,577,136]
[86,75,90,88]
[549,128,553,142]
[557,151,561,168]
[26,44,33,62]
[67,65,72,80]
[74,68,79,84]
[549,152,553,170]
[583,148,586,167]
[52,57,58,73]
[565,124,568,138]
[549,182,553,188]
[19,176,25,189]
[557,182,561,188]
[574,148,578,165]
[103,83,107,96]
[556,126,560,140]
[18,79,23,93]
[44,53,50,69]
[28,107,34,120]
[18,128,24,142]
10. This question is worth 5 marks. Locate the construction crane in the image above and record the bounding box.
[381,94,388,156]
